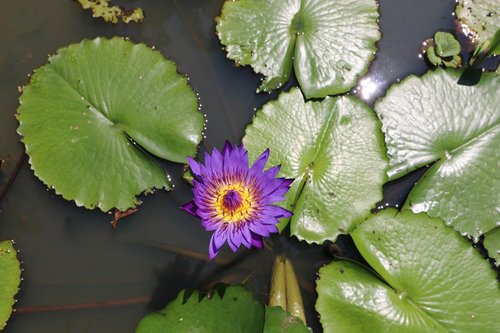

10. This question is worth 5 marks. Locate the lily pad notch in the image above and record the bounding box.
[216,0,381,98]
[316,209,500,333]
[243,88,388,244]
[375,69,499,240]
[17,37,204,212]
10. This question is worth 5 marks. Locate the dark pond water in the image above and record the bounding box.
[0,0,459,332]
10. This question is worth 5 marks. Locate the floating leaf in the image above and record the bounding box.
[264,306,311,333]
[483,227,500,266]
[442,54,462,68]
[434,32,461,57]
[136,286,264,332]
[423,33,461,68]
[425,46,442,66]
[77,0,144,24]
[0,241,21,331]
[375,69,499,239]
[316,209,500,333]
[243,88,387,243]
[136,285,309,332]
[122,8,145,24]
[456,0,500,42]
[17,37,204,212]
[216,0,380,98]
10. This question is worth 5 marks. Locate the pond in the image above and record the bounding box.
[0,0,476,332]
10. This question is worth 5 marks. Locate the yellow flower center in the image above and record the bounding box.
[214,183,253,223]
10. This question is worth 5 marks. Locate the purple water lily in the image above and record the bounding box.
[181,142,293,259]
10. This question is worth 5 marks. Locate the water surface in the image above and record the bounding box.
[0,1,457,332]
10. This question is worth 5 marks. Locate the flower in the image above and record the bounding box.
[181,142,293,259]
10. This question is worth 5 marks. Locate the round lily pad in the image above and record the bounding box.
[243,88,387,243]
[483,227,500,266]
[216,0,380,98]
[135,285,264,332]
[0,240,21,331]
[375,69,500,239]
[456,0,500,42]
[17,37,204,212]
[316,209,500,333]
[434,32,461,58]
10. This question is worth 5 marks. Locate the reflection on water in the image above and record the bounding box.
[352,76,384,103]
[0,0,457,332]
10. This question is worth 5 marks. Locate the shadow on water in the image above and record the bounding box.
[0,0,467,332]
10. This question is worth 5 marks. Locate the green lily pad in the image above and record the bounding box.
[456,0,500,43]
[136,285,310,333]
[78,0,144,24]
[442,54,462,68]
[243,88,387,243]
[216,0,380,98]
[434,32,461,57]
[316,209,500,333]
[0,241,21,331]
[17,37,204,212]
[264,306,310,333]
[136,285,264,332]
[375,69,499,239]
[483,227,500,266]
[426,46,442,66]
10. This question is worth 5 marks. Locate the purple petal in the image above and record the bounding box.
[227,144,249,174]
[210,147,223,175]
[262,165,281,179]
[240,225,252,248]
[249,222,271,237]
[214,225,228,247]
[187,157,201,177]
[222,141,232,155]
[203,152,213,176]
[209,235,221,259]
[180,201,199,218]
[249,148,270,175]
[201,218,220,231]
[268,185,292,198]
[209,225,228,259]
[227,225,241,252]
[250,233,264,249]
[266,205,293,219]
[258,178,290,197]
[263,223,278,233]
[255,214,280,225]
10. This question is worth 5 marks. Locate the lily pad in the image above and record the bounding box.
[483,227,500,266]
[136,285,264,332]
[456,0,500,43]
[136,285,309,333]
[425,46,442,66]
[216,0,380,98]
[17,37,204,212]
[375,69,500,239]
[0,240,21,331]
[78,0,144,24]
[434,32,461,57]
[243,88,387,243]
[316,209,500,333]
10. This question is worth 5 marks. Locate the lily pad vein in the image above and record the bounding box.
[447,121,500,157]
